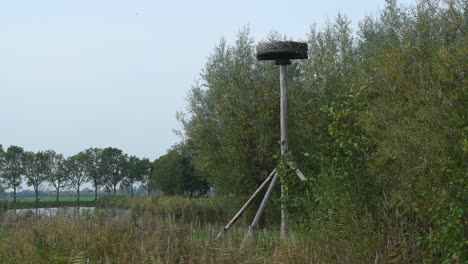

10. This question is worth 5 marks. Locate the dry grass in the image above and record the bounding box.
[0,211,320,263]
[0,196,423,263]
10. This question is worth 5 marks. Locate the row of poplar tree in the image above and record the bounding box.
[0,144,153,203]
[170,0,466,262]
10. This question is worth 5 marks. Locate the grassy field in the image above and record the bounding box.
[11,196,95,202]
[97,196,239,225]
[0,196,413,263]
[0,212,317,263]
[0,196,343,263]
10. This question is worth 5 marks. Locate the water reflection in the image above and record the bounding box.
[4,207,96,216]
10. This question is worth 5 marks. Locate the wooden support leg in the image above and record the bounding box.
[216,169,276,240]
[242,171,280,246]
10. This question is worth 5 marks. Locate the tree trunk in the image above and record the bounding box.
[113,184,116,196]
[56,187,60,202]
[95,185,98,201]
[13,186,16,203]
[35,186,39,211]
[131,185,134,197]
[77,187,80,202]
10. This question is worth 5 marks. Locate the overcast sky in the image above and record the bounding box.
[0,0,417,161]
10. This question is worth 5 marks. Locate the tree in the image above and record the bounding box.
[0,144,4,185]
[0,145,4,195]
[24,151,42,207]
[179,28,298,195]
[354,1,467,259]
[177,1,467,261]
[83,148,104,201]
[153,142,209,197]
[46,151,66,202]
[64,153,87,201]
[153,148,181,195]
[24,150,57,207]
[140,158,153,195]
[121,155,143,197]
[178,141,210,198]
[101,147,126,195]
[2,145,25,204]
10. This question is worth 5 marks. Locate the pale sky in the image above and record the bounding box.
[0,0,417,161]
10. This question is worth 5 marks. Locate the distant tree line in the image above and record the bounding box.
[174,0,466,262]
[0,143,210,205]
[0,145,153,205]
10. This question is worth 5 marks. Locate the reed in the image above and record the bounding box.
[0,196,421,263]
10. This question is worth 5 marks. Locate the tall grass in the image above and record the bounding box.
[0,199,313,263]
[0,196,423,263]
[98,196,230,224]
[97,195,281,227]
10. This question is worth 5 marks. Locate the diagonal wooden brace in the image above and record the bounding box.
[288,163,306,181]
[215,169,277,240]
[243,171,280,245]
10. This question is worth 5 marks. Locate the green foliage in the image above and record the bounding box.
[0,144,155,202]
[120,155,149,197]
[64,152,88,201]
[45,151,65,201]
[0,196,341,264]
[153,141,209,197]
[0,0,464,262]
[355,1,467,261]
[139,158,153,195]
[1,145,25,203]
[98,196,233,224]
[416,166,467,263]
[0,144,4,178]
[100,147,126,195]
[180,28,284,195]
[23,150,60,204]
[82,147,103,200]
[180,0,467,261]
[153,148,181,195]
[32,227,50,260]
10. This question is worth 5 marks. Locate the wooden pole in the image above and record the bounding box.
[243,171,280,245]
[215,169,276,240]
[280,64,289,238]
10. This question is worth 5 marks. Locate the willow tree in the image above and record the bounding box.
[180,28,299,195]
[179,1,466,261]
[356,0,467,260]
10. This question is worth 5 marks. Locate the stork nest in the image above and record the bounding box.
[256,41,308,64]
